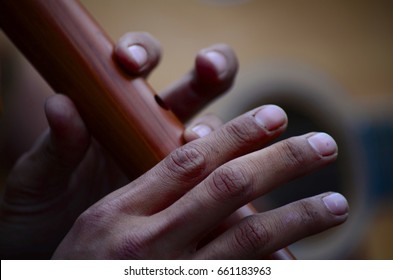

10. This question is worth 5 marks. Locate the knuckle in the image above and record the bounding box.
[232,216,271,253]
[166,144,207,182]
[296,199,322,233]
[223,119,259,146]
[75,208,101,230]
[208,165,251,202]
[75,203,115,232]
[277,138,308,169]
[298,199,321,223]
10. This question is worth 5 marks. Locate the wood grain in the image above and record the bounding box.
[0,0,184,179]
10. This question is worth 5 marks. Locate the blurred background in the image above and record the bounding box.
[1,0,392,259]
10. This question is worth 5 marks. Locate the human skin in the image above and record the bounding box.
[0,32,238,259]
[0,32,348,259]
[52,100,347,259]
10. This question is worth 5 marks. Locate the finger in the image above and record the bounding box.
[107,105,287,215]
[194,192,349,259]
[183,114,291,259]
[183,113,223,142]
[45,95,91,166]
[114,32,161,77]
[4,95,90,205]
[159,44,238,122]
[159,132,339,248]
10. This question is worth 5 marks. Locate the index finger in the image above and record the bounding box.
[159,44,238,122]
[110,105,287,215]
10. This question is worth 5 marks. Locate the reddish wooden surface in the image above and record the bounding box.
[0,0,184,179]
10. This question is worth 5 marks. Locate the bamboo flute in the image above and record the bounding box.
[0,0,294,259]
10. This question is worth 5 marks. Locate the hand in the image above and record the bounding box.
[52,103,349,259]
[0,32,238,259]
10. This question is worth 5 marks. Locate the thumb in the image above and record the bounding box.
[4,94,90,206]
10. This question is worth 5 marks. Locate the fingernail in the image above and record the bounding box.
[323,193,349,215]
[307,133,337,156]
[191,124,212,138]
[254,105,287,132]
[205,51,227,76]
[127,45,148,68]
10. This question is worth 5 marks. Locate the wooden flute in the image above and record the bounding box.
[0,0,294,259]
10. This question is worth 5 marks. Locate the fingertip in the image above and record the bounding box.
[45,95,74,131]
[203,51,228,79]
[45,95,79,131]
[195,44,238,85]
[183,114,223,142]
[114,32,161,76]
[322,192,349,217]
[126,44,148,69]
[184,124,213,142]
[307,132,338,157]
[115,43,149,73]
[158,44,237,122]
[253,105,288,132]
[45,94,90,154]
